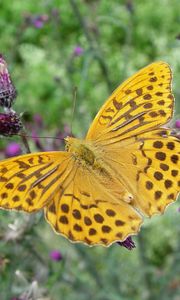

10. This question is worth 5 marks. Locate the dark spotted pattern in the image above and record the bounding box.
[115,220,125,226]
[143,94,152,100]
[1,192,8,199]
[74,224,82,232]
[6,183,14,189]
[12,195,20,202]
[154,171,163,180]
[171,170,178,177]
[18,184,27,191]
[153,141,163,148]
[73,209,81,219]
[94,214,104,223]
[106,209,116,216]
[61,204,69,213]
[84,216,92,226]
[155,152,166,161]
[171,155,178,164]
[155,191,162,200]
[102,225,112,233]
[89,228,97,235]
[164,180,173,189]
[167,142,175,150]
[146,181,153,190]
[160,163,169,171]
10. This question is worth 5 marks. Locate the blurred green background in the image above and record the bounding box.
[0,0,180,299]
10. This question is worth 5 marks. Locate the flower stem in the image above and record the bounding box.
[69,0,112,92]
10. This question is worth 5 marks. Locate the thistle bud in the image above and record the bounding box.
[0,112,22,136]
[0,55,17,108]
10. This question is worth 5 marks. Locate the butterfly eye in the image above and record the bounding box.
[64,137,69,151]
[65,144,69,151]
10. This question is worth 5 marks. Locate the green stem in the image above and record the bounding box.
[137,232,154,300]
[69,0,112,92]
[21,130,31,153]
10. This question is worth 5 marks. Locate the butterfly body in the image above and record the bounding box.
[0,61,179,246]
[65,136,132,201]
[65,136,97,166]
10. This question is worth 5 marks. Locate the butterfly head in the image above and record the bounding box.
[64,136,74,152]
[64,136,83,155]
[65,136,85,153]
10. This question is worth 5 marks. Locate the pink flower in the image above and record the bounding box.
[73,46,84,56]
[24,14,49,29]
[5,142,22,158]
[175,120,180,129]
[50,250,63,261]
[33,114,43,127]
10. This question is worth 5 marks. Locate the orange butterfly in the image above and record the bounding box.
[0,62,179,246]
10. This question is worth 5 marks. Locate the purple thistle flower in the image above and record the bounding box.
[25,14,49,29]
[33,114,43,128]
[32,19,44,28]
[0,112,22,136]
[175,120,180,129]
[0,55,17,108]
[5,142,22,158]
[73,46,84,56]
[117,236,136,250]
[50,250,63,261]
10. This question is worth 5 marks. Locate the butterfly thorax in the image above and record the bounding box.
[65,136,113,179]
[65,136,98,166]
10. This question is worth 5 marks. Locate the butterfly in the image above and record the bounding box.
[0,62,179,246]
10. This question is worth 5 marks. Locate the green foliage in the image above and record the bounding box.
[0,0,180,299]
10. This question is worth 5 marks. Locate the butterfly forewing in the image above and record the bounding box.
[0,152,71,212]
[86,61,179,219]
[86,62,173,144]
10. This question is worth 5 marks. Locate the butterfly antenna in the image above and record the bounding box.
[20,130,31,153]
[70,86,77,136]
[17,134,64,140]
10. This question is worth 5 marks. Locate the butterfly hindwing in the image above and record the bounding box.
[101,129,180,217]
[45,165,142,246]
[0,146,142,245]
